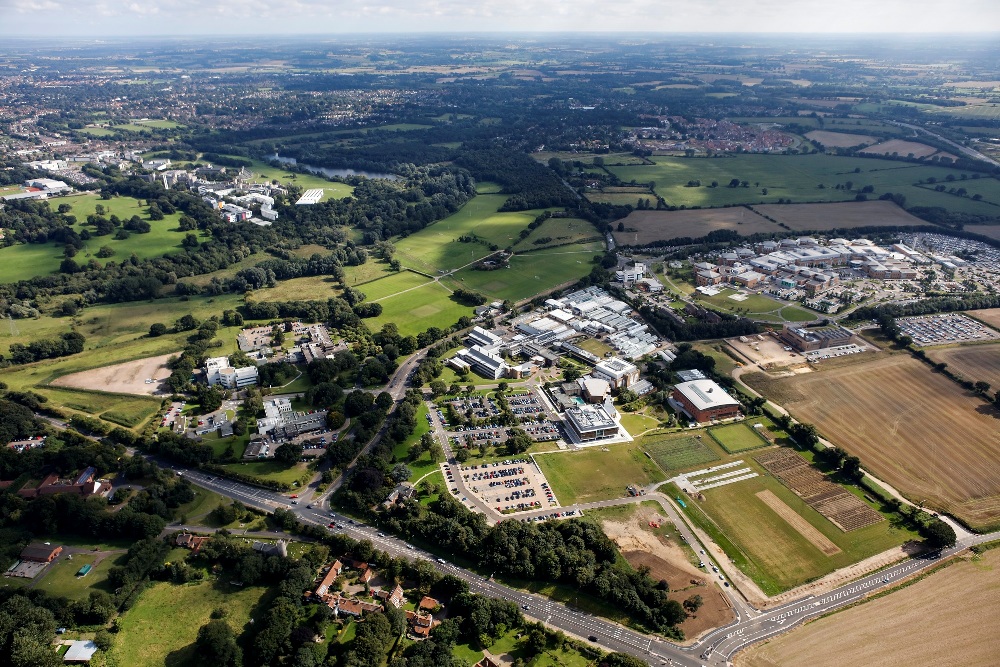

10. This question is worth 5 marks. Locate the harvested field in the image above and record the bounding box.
[968,308,1000,329]
[860,139,952,159]
[736,549,1000,667]
[614,208,777,245]
[743,355,1000,530]
[755,448,883,532]
[970,225,1000,241]
[51,353,176,396]
[755,491,841,556]
[926,342,1000,390]
[643,433,720,473]
[749,200,934,232]
[804,130,875,147]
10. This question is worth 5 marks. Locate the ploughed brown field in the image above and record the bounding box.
[750,200,934,231]
[614,207,777,245]
[804,130,875,148]
[926,342,1000,391]
[735,549,1000,667]
[743,354,1000,530]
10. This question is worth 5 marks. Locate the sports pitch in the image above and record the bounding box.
[641,431,721,472]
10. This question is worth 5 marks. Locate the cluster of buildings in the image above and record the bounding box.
[0,466,109,499]
[253,397,327,442]
[614,262,664,293]
[625,117,795,154]
[205,356,259,389]
[1,176,72,202]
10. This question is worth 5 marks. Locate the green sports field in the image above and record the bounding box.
[642,431,720,472]
[708,423,770,453]
[368,280,473,337]
[608,154,1000,216]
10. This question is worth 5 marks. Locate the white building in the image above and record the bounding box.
[467,326,502,349]
[205,356,258,389]
[257,397,294,435]
[24,178,70,193]
[455,345,509,380]
[563,400,619,443]
[592,357,640,389]
[615,263,646,284]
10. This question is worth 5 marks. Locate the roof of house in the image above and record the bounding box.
[20,543,61,561]
[418,596,440,611]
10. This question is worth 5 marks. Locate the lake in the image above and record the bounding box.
[268,155,400,181]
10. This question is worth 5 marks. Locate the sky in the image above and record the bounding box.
[1,0,998,36]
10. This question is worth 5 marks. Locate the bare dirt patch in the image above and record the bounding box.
[750,200,934,232]
[755,490,841,556]
[726,337,806,370]
[736,549,1000,667]
[614,208,777,245]
[52,353,177,396]
[804,130,875,147]
[601,506,734,639]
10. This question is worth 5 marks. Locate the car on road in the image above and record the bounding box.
[436,558,446,564]
[290,494,298,498]
[587,636,598,642]
[290,500,298,504]
[521,604,529,610]
[406,544,414,550]
[377,532,385,537]
[306,504,313,509]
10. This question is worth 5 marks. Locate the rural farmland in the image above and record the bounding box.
[742,354,1000,530]
[926,342,1000,390]
[750,200,934,232]
[613,207,778,245]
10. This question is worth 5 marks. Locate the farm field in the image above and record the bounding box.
[512,216,600,251]
[804,130,876,147]
[709,423,769,453]
[681,469,911,594]
[614,207,777,245]
[534,443,666,505]
[750,200,935,232]
[607,154,1000,215]
[442,242,600,303]
[968,225,1000,240]
[736,549,1000,667]
[692,287,815,323]
[394,195,548,273]
[967,307,1000,330]
[860,139,951,159]
[742,354,1000,530]
[367,281,471,337]
[108,579,270,667]
[926,342,1000,390]
[641,431,720,473]
[0,194,190,283]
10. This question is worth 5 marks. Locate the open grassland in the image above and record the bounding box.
[0,194,189,283]
[750,200,935,232]
[736,549,1000,667]
[608,154,1000,216]
[804,130,876,147]
[642,431,721,472]
[249,275,342,302]
[219,460,309,486]
[684,471,911,594]
[108,579,271,667]
[534,443,665,505]
[692,287,815,323]
[742,355,1000,530]
[861,139,952,159]
[394,195,546,273]
[368,281,471,337]
[614,207,777,245]
[360,271,432,301]
[926,342,1000,390]
[512,216,601,251]
[340,259,395,286]
[35,552,120,600]
[709,423,770,453]
[443,242,600,303]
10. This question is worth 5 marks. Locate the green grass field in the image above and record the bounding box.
[218,460,310,486]
[608,154,1000,215]
[511,216,601,251]
[692,287,815,323]
[34,552,120,600]
[534,443,665,505]
[368,281,472,337]
[340,259,396,286]
[394,195,549,273]
[250,275,342,302]
[360,271,433,301]
[677,471,914,594]
[642,432,721,472]
[708,423,770,453]
[442,242,602,303]
[0,194,191,283]
[108,579,271,667]
[620,412,661,436]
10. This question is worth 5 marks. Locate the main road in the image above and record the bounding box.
[171,460,999,667]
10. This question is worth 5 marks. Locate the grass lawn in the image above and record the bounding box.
[677,471,915,594]
[362,271,433,301]
[34,552,120,600]
[512,216,601,252]
[693,343,742,376]
[641,431,721,473]
[443,242,601,303]
[620,412,660,436]
[608,153,999,216]
[250,275,342,302]
[575,338,614,357]
[176,485,230,523]
[692,287,815,323]
[368,281,472,337]
[394,195,548,273]
[534,442,665,505]
[708,423,770,453]
[341,259,396,286]
[108,579,271,667]
[218,461,310,486]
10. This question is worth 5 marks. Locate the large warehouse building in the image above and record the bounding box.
[670,379,741,423]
